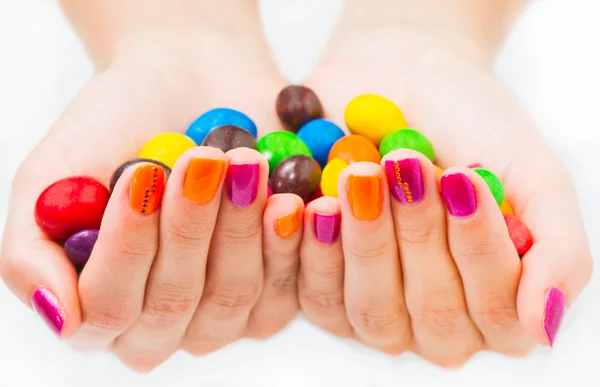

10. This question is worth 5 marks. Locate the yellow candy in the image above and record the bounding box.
[320,158,348,198]
[138,133,196,169]
[500,200,515,216]
[434,165,443,182]
[344,94,407,146]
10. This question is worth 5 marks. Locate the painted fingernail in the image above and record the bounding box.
[227,163,259,207]
[184,158,225,204]
[275,206,302,238]
[130,164,166,215]
[544,287,567,347]
[347,175,382,220]
[313,212,341,244]
[384,159,424,204]
[440,173,477,217]
[31,287,64,336]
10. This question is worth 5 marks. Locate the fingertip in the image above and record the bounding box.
[265,194,304,240]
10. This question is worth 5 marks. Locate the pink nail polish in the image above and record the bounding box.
[544,287,567,347]
[313,213,341,244]
[226,164,259,207]
[384,159,425,204]
[31,287,64,336]
[440,173,477,217]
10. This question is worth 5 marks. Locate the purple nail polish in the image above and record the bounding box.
[64,229,99,268]
[31,287,64,336]
[544,287,567,347]
[313,213,341,244]
[440,173,478,217]
[384,159,425,204]
[226,163,259,207]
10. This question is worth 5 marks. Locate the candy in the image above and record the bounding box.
[186,108,257,145]
[297,119,345,167]
[320,158,348,198]
[500,200,515,216]
[138,132,196,169]
[379,129,435,162]
[345,94,407,145]
[270,155,322,202]
[434,165,443,182]
[64,229,99,268]
[110,158,171,192]
[504,215,534,255]
[257,131,312,173]
[328,134,381,165]
[276,85,324,132]
[202,125,257,153]
[468,162,483,169]
[474,168,505,206]
[267,183,274,198]
[35,177,110,240]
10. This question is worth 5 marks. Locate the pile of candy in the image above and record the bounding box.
[34,85,533,270]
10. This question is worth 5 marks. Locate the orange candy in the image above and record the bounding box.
[328,134,381,165]
[500,200,515,216]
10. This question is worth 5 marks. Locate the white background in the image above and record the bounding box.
[1,0,599,386]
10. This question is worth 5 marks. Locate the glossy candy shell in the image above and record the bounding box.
[257,131,312,173]
[344,94,407,146]
[276,85,324,132]
[270,155,322,202]
[138,132,196,169]
[320,158,348,198]
[504,215,533,256]
[64,229,99,268]
[379,129,435,162]
[474,168,505,206]
[327,135,381,165]
[297,119,345,167]
[186,108,257,145]
[202,125,257,153]
[110,158,171,193]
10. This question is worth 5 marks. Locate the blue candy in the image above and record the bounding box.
[186,108,257,145]
[297,119,345,167]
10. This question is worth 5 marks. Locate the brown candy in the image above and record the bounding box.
[110,158,171,193]
[276,85,324,132]
[202,125,257,153]
[270,155,322,202]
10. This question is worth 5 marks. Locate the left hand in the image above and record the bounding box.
[297,21,593,367]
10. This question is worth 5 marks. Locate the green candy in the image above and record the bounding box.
[474,168,505,206]
[379,129,435,162]
[257,131,312,173]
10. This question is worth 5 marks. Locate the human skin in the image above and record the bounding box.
[298,0,592,367]
[0,0,303,373]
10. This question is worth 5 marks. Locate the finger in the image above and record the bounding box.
[298,196,352,337]
[183,148,268,356]
[440,167,528,354]
[338,162,412,354]
[382,150,481,367]
[74,163,166,349]
[247,193,303,339]
[113,147,227,372]
[509,155,593,347]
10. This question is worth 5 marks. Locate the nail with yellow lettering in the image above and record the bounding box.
[347,175,382,220]
[384,159,424,204]
[275,206,302,238]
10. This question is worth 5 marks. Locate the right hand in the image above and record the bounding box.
[0,27,302,372]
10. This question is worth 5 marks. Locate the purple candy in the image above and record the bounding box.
[64,229,99,268]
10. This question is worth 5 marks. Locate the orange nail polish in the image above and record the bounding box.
[347,175,382,220]
[275,206,302,238]
[184,158,225,204]
[130,164,166,215]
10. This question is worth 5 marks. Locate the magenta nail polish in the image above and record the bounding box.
[313,213,341,244]
[31,287,64,336]
[226,163,259,207]
[544,287,567,347]
[440,173,478,217]
[384,159,425,204]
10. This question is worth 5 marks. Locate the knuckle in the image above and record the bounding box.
[348,243,389,264]
[472,301,519,327]
[413,303,466,337]
[85,309,136,332]
[116,242,156,264]
[166,219,212,248]
[143,291,198,327]
[271,268,298,290]
[397,223,437,246]
[348,306,405,333]
[459,240,498,264]
[302,257,342,279]
[207,283,260,315]
[221,223,261,245]
[300,291,345,312]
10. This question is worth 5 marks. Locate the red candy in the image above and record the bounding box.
[35,177,110,240]
[504,215,534,256]
[305,186,323,207]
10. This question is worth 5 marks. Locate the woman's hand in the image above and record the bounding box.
[0,3,302,372]
[298,1,593,368]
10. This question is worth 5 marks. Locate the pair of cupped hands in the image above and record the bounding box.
[0,25,592,373]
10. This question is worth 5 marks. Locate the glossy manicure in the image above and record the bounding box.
[347,175,382,220]
[440,173,477,217]
[313,213,341,244]
[275,206,302,238]
[544,287,567,347]
[384,159,424,204]
[130,164,166,215]
[227,163,259,207]
[31,287,64,336]
[184,158,225,204]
